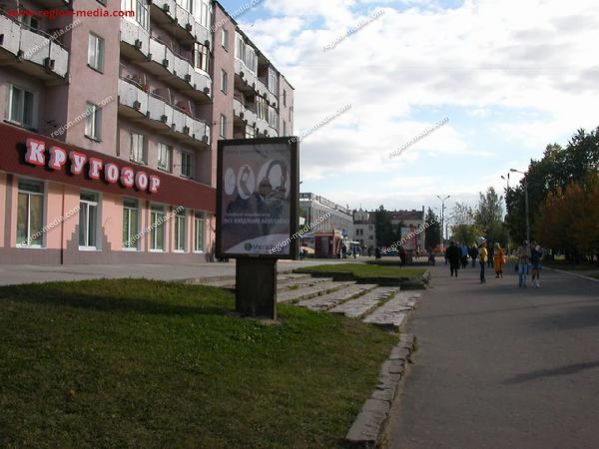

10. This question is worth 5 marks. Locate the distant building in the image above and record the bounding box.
[353,209,376,251]
[390,208,426,254]
[300,193,353,237]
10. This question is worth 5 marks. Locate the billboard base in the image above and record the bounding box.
[235,258,278,319]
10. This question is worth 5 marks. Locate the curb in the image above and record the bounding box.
[345,333,416,448]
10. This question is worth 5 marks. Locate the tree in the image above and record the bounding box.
[506,127,599,243]
[424,208,441,250]
[474,187,508,245]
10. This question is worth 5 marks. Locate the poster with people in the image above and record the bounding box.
[217,138,299,258]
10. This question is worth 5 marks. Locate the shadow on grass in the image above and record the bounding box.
[503,360,599,384]
[0,282,232,318]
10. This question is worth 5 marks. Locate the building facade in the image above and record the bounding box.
[300,192,353,237]
[352,209,376,252]
[0,0,293,264]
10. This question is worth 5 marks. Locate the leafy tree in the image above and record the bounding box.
[424,208,441,250]
[474,187,508,245]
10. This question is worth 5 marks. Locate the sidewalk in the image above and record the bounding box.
[0,258,352,286]
[387,262,599,449]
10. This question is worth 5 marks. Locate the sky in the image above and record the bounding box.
[218,0,599,218]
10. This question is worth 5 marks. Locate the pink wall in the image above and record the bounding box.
[0,172,5,247]
[209,5,236,188]
[63,0,120,156]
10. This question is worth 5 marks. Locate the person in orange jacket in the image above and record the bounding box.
[493,242,505,278]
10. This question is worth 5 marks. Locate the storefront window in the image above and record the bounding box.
[123,199,139,250]
[150,205,165,251]
[79,191,99,249]
[194,212,205,252]
[174,208,186,252]
[17,180,44,247]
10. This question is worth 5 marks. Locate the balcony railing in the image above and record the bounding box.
[120,18,150,58]
[0,11,69,79]
[151,0,211,46]
[119,78,210,146]
[149,37,211,98]
[233,98,257,127]
[234,59,278,108]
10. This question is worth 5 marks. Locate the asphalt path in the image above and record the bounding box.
[387,262,599,449]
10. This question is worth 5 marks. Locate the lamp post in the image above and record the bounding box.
[510,169,529,243]
[436,195,451,246]
[501,173,510,190]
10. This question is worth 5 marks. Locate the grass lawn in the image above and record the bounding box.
[0,279,397,449]
[296,263,426,280]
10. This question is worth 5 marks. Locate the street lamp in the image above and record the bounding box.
[436,195,451,244]
[510,168,529,243]
[501,172,510,190]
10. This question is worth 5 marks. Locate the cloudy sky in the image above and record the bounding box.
[219,0,599,216]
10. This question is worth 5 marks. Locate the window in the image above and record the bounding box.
[219,114,227,138]
[179,0,191,13]
[283,90,287,107]
[17,180,44,247]
[234,33,257,73]
[268,68,279,95]
[221,29,229,50]
[174,208,186,252]
[268,107,278,129]
[221,70,228,94]
[158,143,172,171]
[150,205,165,251]
[181,151,192,178]
[283,121,287,136]
[256,97,267,121]
[121,0,148,29]
[20,16,39,30]
[88,33,104,71]
[194,211,205,252]
[7,85,35,128]
[122,199,139,250]
[194,43,209,72]
[79,192,99,249]
[130,132,146,163]
[85,103,101,140]
[196,0,210,28]
[245,125,255,139]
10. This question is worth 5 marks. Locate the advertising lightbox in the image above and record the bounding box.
[216,138,299,259]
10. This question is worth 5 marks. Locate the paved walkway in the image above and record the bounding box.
[387,262,599,449]
[0,258,350,286]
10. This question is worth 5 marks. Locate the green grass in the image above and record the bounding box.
[0,279,396,449]
[543,259,599,272]
[296,263,426,280]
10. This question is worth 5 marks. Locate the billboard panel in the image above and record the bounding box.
[216,138,299,259]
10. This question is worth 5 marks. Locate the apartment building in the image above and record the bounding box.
[0,0,293,264]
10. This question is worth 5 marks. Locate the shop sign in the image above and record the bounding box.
[24,138,160,193]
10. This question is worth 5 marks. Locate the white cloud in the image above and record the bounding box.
[239,0,599,208]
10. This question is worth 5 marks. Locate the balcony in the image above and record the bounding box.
[234,59,278,108]
[118,78,210,149]
[233,98,257,128]
[151,0,211,47]
[120,18,150,60]
[146,37,211,102]
[0,12,69,81]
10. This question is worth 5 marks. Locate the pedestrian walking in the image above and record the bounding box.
[487,242,495,269]
[531,241,543,288]
[479,239,488,283]
[460,243,469,269]
[428,247,436,266]
[469,245,479,268]
[445,241,461,277]
[517,240,531,288]
[493,242,505,278]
